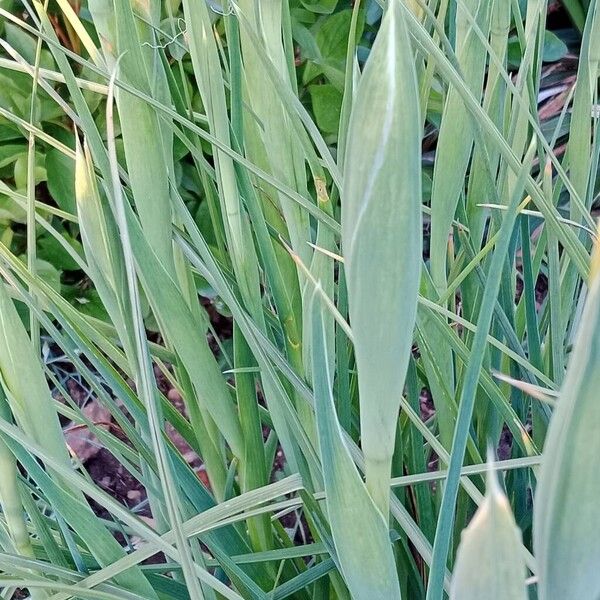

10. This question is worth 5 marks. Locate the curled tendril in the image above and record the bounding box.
[142,18,187,50]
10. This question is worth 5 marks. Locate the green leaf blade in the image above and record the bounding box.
[451,467,527,600]
[311,290,401,600]
[341,0,422,516]
[534,256,600,600]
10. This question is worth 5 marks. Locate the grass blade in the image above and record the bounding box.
[534,230,600,599]
[430,0,491,294]
[311,289,401,599]
[427,143,536,599]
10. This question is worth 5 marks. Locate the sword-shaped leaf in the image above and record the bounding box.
[451,466,526,600]
[311,289,401,600]
[341,0,421,517]
[534,227,600,600]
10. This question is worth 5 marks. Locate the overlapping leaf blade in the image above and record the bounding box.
[311,290,401,599]
[0,276,157,597]
[534,237,600,599]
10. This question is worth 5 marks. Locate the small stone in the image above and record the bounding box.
[167,388,182,403]
[64,401,111,463]
[127,490,142,502]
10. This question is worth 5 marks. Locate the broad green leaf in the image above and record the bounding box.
[302,9,364,89]
[310,290,401,600]
[45,147,76,213]
[341,0,421,517]
[451,467,526,600]
[0,193,25,222]
[542,31,568,62]
[542,31,569,62]
[37,231,83,272]
[308,84,343,134]
[508,31,569,67]
[25,258,60,293]
[301,0,338,15]
[4,22,54,70]
[13,151,45,190]
[0,143,25,168]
